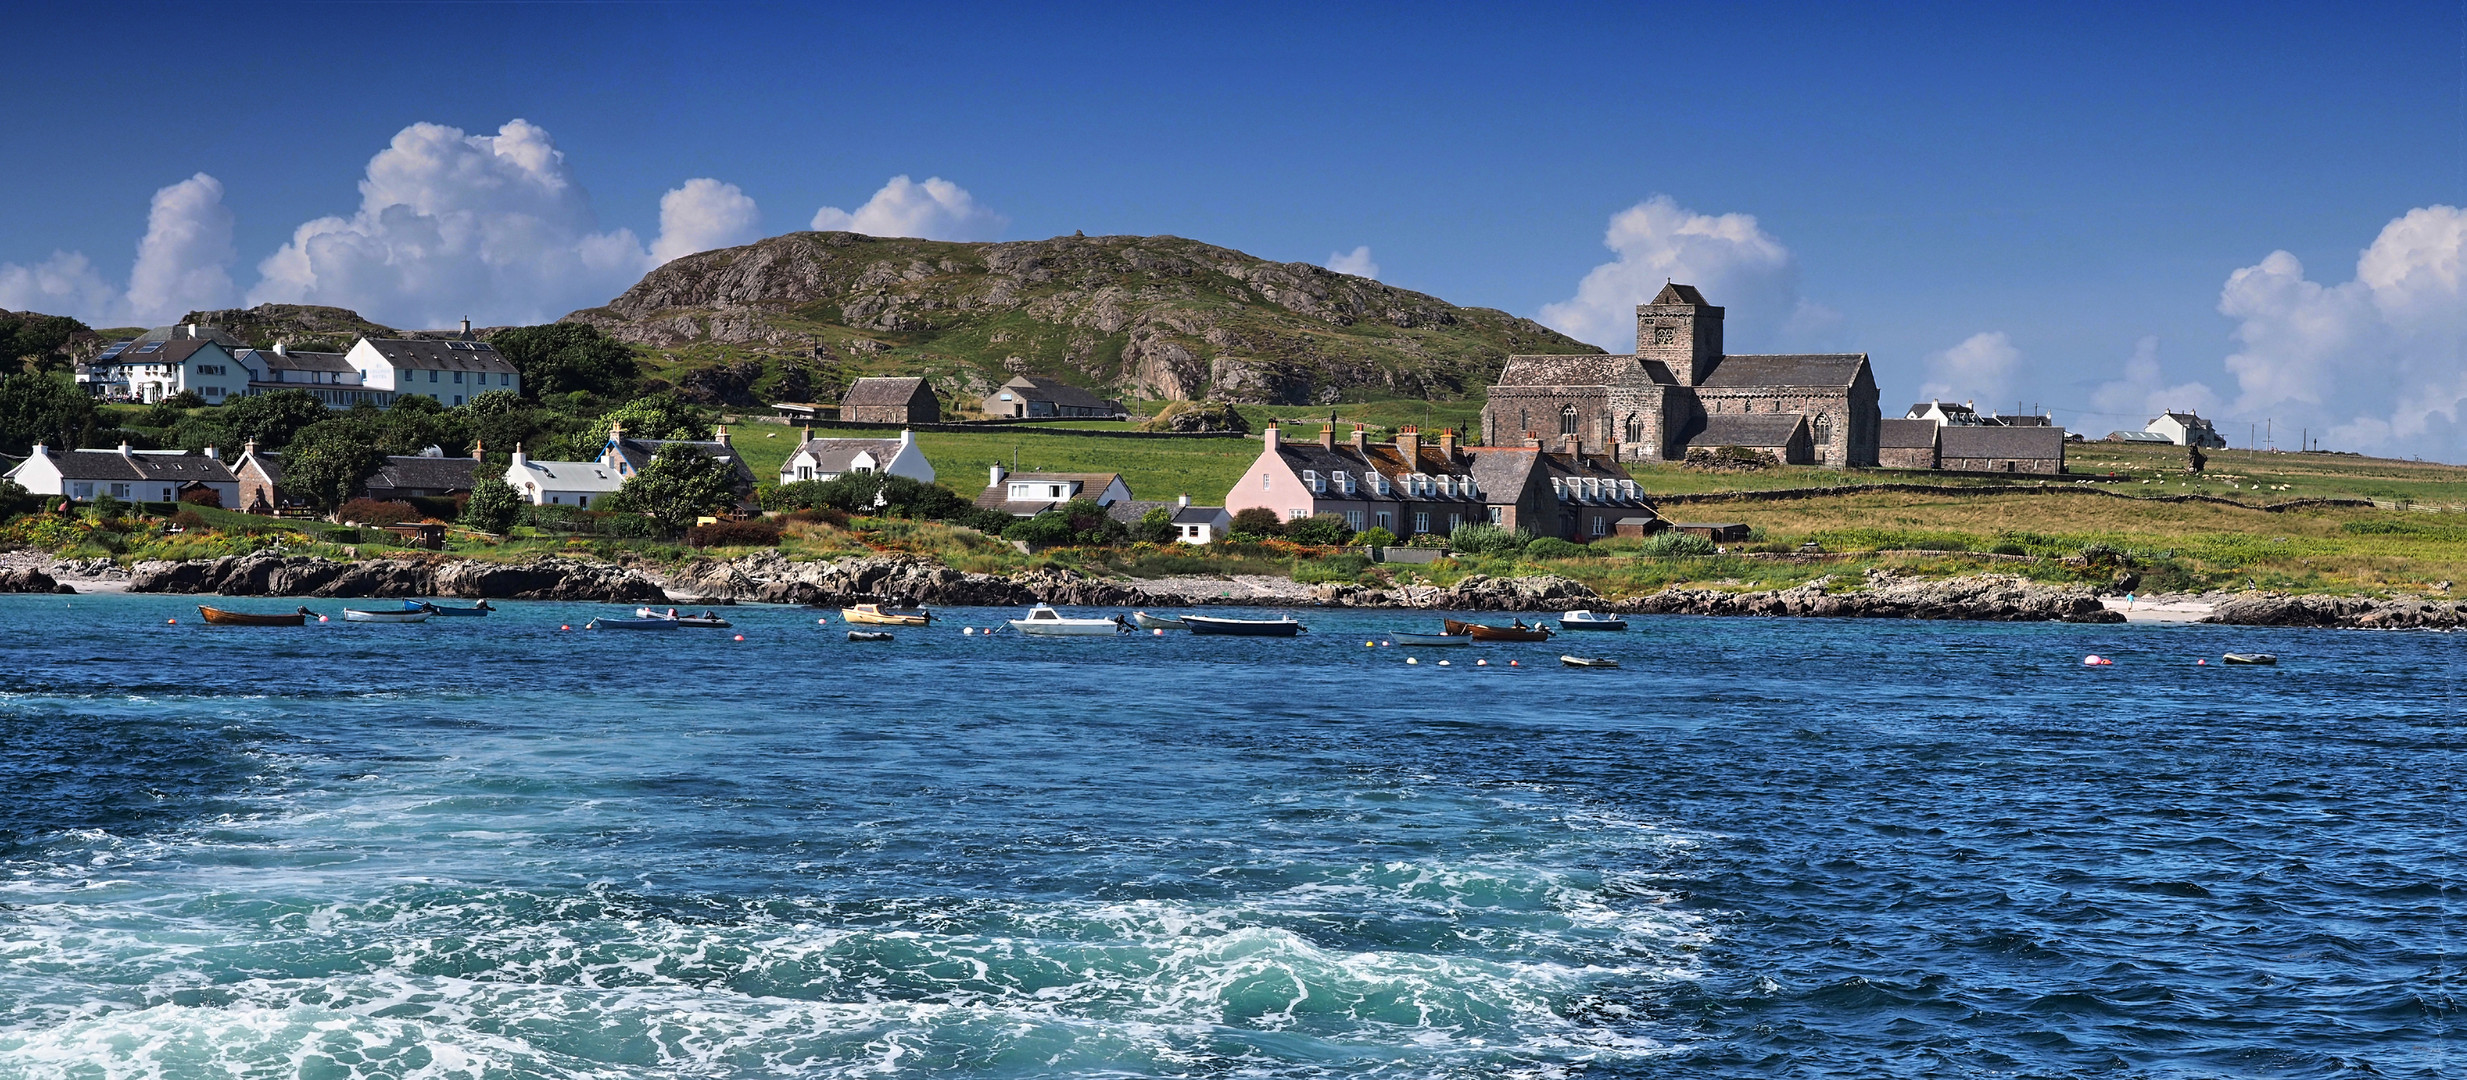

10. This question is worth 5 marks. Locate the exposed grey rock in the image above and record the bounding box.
[0,567,68,593]
[128,554,667,602]
[2205,592,2462,629]
[1617,573,2116,622]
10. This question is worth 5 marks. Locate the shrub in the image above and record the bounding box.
[1354,525,1398,548]
[1229,507,1285,540]
[176,486,222,508]
[2078,542,2127,568]
[687,518,783,548]
[1292,553,1372,584]
[522,503,591,532]
[1283,512,1355,547]
[595,512,664,540]
[338,498,419,526]
[785,506,851,528]
[1638,532,1717,557]
[461,477,523,534]
[1523,536,1583,560]
[1132,506,1177,545]
[170,508,209,530]
[1989,541,2028,556]
[1449,522,1530,557]
[1004,510,1077,546]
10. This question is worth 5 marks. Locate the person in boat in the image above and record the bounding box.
[1511,618,1528,629]
[474,599,493,612]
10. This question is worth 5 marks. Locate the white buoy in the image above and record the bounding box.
[964,627,975,635]
[1406,656,1419,665]
[1438,659,1451,666]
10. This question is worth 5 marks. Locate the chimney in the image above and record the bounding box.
[714,425,731,446]
[118,440,132,458]
[1177,494,1190,508]
[460,318,472,338]
[1263,423,1280,450]
[801,424,813,443]
[1350,424,1368,454]
[1319,424,1336,450]
[184,323,198,338]
[472,438,485,461]
[242,437,256,456]
[273,341,288,356]
[511,443,528,469]
[1523,433,1543,449]
[1438,428,1457,459]
[1395,425,1420,460]
[29,442,45,458]
[990,463,1006,489]
[1561,433,1580,456]
[203,446,217,460]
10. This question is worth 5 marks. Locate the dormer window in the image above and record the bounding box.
[1304,469,1323,493]
[1332,470,1350,493]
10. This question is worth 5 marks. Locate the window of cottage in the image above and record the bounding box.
[1344,510,1362,529]
[1377,511,1392,530]
[1487,505,1502,524]
[1591,516,1607,537]
[1289,508,1310,520]
[1413,511,1429,534]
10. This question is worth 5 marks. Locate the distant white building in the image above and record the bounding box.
[1170,498,1230,544]
[233,343,391,409]
[503,446,623,508]
[974,465,1134,516]
[4,443,239,505]
[778,429,934,485]
[2145,411,2227,448]
[346,327,520,407]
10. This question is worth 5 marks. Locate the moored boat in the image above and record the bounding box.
[1560,655,1620,668]
[405,599,491,616]
[640,606,731,628]
[1009,605,1126,636]
[843,603,932,626]
[1183,614,1306,637]
[343,607,430,623]
[1444,618,1554,642]
[587,615,680,630]
[1390,630,1472,647]
[2222,652,2278,665]
[1556,610,1628,631]
[1130,611,1188,630]
[198,605,313,626]
[847,630,895,642]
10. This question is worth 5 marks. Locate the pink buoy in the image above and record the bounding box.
[733,634,745,641]
[2083,655,2113,666]
[560,624,571,631]
[166,618,176,624]
[1154,628,1165,636]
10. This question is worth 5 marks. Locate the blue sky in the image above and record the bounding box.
[6,1,2464,456]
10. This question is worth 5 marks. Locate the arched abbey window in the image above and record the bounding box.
[1559,404,1579,436]
[1811,413,1832,444]
[1624,413,1643,444]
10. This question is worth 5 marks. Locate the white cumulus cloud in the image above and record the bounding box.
[0,173,236,325]
[2090,336,2220,431]
[1918,331,2022,407]
[652,178,761,264]
[2211,205,2467,456]
[811,176,1005,241]
[251,120,765,328]
[1326,245,1379,279]
[1539,195,1799,352]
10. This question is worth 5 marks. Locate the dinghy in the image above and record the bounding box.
[586,614,680,630]
[847,630,895,642]
[342,607,429,623]
[404,599,491,616]
[1130,611,1188,630]
[639,607,731,628]
[1555,610,1628,631]
[1444,618,1554,642]
[1183,614,1306,637]
[1390,630,1472,647]
[1009,605,1125,636]
[1560,655,1620,668]
[198,605,312,626]
[843,603,932,626]
[2221,653,2278,665]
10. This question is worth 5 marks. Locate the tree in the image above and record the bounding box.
[161,389,206,409]
[283,422,388,512]
[600,445,738,534]
[1,310,91,372]
[1449,522,1530,557]
[0,372,99,455]
[1132,506,1177,544]
[598,391,711,441]
[1283,512,1355,546]
[490,322,640,399]
[1355,525,1398,548]
[220,389,331,450]
[1229,506,1285,540]
[461,476,523,534]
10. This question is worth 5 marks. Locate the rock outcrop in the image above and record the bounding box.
[654,552,1152,607]
[1613,572,2119,622]
[127,554,668,601]
[2204,592,2464,629]
[0,567,69,593]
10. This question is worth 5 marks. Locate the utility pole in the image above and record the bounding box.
[2266,418,2272,452]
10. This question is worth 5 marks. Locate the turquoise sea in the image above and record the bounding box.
[0,594,2456,1077]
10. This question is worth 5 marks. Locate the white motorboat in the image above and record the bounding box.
[1008,605,1125,636]
[341,607,430,623]
[1131,611,1188,630]
[1557,610,1629,631]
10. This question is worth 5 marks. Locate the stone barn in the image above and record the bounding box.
[839,377,939,424]
[1939,426,2065,474]
[1876,418,1942,470]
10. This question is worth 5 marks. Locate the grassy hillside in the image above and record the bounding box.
[729,419,1256,503]
[568,231,1598,411]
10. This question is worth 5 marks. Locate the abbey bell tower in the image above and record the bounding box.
[1635,282,1724,387]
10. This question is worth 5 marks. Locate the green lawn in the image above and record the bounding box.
[729,420,1258,503]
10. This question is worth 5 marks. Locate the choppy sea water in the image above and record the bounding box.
[0,594,2456,1078]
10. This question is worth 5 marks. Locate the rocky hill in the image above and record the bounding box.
[564,231,1598,408]
[177,304,399,352]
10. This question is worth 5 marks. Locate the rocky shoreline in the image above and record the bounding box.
[6,549,2461,629]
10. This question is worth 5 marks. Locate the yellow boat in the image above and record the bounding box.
[842,603,933,626]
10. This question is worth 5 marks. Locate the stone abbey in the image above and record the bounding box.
[1481,284,1880,466]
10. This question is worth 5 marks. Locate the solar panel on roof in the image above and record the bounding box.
[135,342,161,353]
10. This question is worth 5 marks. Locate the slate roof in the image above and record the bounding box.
[1464,448,1544,504]
[1106,499,1172,524]
[1650,283,1714,307]
[363,338,518,374]
[512,458,625,493]
[1264,440,1482,503]
[237,450,284,483]
[1172,504,1228,525]
[789,437,905,474]
[839,377,932,408]
[1493,352,1645,387]
[104,338,217,369]
[243,348,355,376]
[609,438,759,488]
[42,448,237,483]
[974,472,1126,514]
[998,376,1117,412]
[126,325,249,350]
[369,455,481,492]
[1697,354,1868,389]
[1939,425,2066,460]
[2109,430,2174,443]
[1693,414,1809,448]
[1878,418,1942,449]
[2158,411,2213,426]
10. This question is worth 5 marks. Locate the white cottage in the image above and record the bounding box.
[1169,498,1231,544]
[346,328,521,407]
[779,429,934,485]
[4,443,240,505]
[2145,411,2227,448]
[503,446,623,508]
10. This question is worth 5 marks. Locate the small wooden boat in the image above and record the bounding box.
[1446,618,1554,642]
[1183,614,1306,637]
[198,605,312,626]
[342,607,429,623]
[586,615,680,630]
[2222,652,2278,665]
[847,630,895,642]
[1556,610,1628,631]
[639,606,730,628]
[1131,611,1189,630]
[1009,605,1126,636]
[405,599,491,616]
[1560,655,1620,668]
[1390,631,1473,647]
[843,603,932,626]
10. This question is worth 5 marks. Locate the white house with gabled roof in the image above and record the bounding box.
[346,326,521,407]
[5,443,239,504]
[503,446,623,508]
[779,429,934,485]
